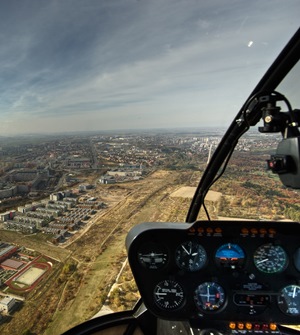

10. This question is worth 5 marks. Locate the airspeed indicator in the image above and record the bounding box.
[254,243,288,273]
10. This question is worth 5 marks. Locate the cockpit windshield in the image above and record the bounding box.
[0,1,299,335]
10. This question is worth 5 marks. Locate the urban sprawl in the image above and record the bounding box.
[0,129,279,321]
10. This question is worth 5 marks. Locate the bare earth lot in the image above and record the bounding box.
[170,186,222,202]
[0,170,201,335]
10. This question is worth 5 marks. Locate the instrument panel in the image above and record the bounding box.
[126,220,300,325]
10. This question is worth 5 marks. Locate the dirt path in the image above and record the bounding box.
[43,170,191,335]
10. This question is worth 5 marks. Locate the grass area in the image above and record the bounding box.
[45,234,127,335]
[0,230,71,262]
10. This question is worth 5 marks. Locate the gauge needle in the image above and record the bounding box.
[293,286,296,298]
[182,245,190,255]
[257,258,268,264]
[192,252,198,256]
[155,292,167,296]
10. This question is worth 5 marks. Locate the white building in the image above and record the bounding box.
[0,296,16,314]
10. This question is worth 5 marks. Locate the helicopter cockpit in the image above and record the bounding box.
[62,28,300,335]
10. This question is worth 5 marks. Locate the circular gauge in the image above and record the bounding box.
[175,241,207,272]
[137,242,168,270]
[194,282,226,312]
[153,280,184,310]
[278,285,300,316]
[215,243,245,269]
[294,247,300,272]
[253,243,288,273]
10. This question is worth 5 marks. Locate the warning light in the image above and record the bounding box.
[270,323,277,331]
[245,323,252,330]
[229,322,236,330]
[250,228,258,234]
[237,323,244,330]
[241,228,249,234]
[262,324,269,331]
[259,228,267,234]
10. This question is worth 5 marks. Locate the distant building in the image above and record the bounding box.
[66,157,91,169]
[0,244,18,263]
[0,296,16,314]
[50,192,64,201]
[0,210,16,221]
[10,170,37,181]
[78,184,93,191]
[0,186,18,199]
[99,175,116,184]
[1,258,24,271]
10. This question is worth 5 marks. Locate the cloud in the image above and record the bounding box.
[0,0,299,134]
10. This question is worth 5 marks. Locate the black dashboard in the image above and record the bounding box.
[126,220,300,329]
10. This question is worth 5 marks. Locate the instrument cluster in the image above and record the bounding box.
[126,220,300,325]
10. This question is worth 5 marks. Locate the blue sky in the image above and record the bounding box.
[0,0,299,135]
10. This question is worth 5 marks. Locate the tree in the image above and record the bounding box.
[22,330,34,335]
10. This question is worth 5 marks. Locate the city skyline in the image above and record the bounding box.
[0,0,299,135]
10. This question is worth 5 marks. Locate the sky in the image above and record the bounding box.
[0,0,299,135]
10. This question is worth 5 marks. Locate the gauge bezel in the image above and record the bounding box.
[153,279,185,310]
[137,241,169,270]
[253,243,288,274]
[194,281,226,313]
[214,242,246,270]
[277,285,300,316]
[175,240,207,272]
[294,247,300,272]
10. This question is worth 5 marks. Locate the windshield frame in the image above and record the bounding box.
[186,27,300,223]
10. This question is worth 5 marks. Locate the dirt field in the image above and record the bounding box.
[170,186,222,202]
